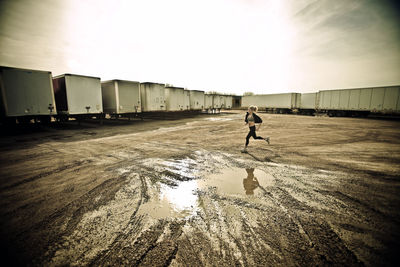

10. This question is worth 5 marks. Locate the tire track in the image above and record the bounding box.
[20,172,131,265]
[0,159,94,192]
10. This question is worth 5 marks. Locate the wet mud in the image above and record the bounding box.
[0,112,399,266]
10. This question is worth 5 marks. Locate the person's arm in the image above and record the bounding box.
[255,113,262,130]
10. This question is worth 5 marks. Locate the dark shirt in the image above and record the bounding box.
[244,112,262,123]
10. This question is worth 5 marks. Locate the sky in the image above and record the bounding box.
[0,0,399,94]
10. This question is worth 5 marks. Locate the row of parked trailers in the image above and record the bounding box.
[0,66,234,123]
[2,66,398,122]
[241,85,400,116]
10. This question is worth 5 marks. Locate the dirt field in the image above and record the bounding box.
[0,111,399,266]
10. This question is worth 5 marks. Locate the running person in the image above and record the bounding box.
[242,105,270,153]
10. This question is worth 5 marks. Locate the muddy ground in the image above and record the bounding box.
[0,111,399,266]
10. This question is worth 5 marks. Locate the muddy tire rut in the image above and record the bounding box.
[0,113,399,266]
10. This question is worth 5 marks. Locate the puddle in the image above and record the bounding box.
[162,158,198,179]
[138,167,275,219]
[48,150,346,265]
[199,167,274,196]
[138,180,198,219]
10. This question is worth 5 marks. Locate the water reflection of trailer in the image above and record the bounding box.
[101,80,141,118]
[140,82,166,112]
[53,74,103,120]
[189,90,205,110]
[165,86,185,111]
[0,66,56,123]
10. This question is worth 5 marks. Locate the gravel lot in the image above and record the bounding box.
[0,111,399,266]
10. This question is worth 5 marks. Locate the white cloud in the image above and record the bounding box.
[0,0,399,94]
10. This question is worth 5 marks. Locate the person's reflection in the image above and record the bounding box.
[243,168,259,195]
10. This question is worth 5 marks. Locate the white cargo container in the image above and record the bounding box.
[204,94,213,109]
[242,93,301,110]
[183,90,190,110]
[0,66,56,118]
[300,93,317,109]
[223,95,233,109]
[53,74,103,115]
[317,86,400,113]
[189,90,205,110]
[212,94,224,109]
[101,80,141,114]
[220,95,226,108]
[140,82,166,112]
[165,86,185,111]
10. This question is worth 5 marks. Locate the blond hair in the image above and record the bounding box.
[248,105,258,112]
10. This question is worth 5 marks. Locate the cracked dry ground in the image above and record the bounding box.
[0,112,399,266]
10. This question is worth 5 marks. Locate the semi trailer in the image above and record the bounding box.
[0,66,56,123]
[53,74,103,120]
[101,79,141,117]
[165,86,185,111]
[140,82,166,112]
[242,93,301,113]
[204,94,213,110]
[317,86,400,116]
[189,90,205,110]
[183,90,190,110]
